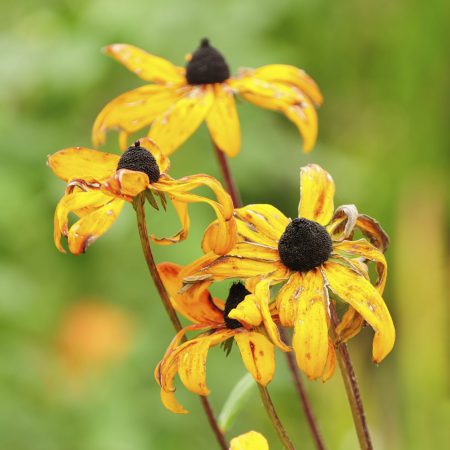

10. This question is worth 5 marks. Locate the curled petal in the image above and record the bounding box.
[92,85,185,148]
[335,306,365,344]
[102,169,149,199]
[327,204,358,241]
[230,431,269,450]
[160,389,188,415]
[104,44,185,84]
[356,214,390,253]
[323,261,395,363]
[228,295,262,327]
[276,272,304,327]
[157,262,223,325]
[292,269,329,380]
[149,86,214,155]
[48,147,119,182]
[235,331,275,386]
[322,338,336,382]
[206,84,241,157]
[138,137,170,174]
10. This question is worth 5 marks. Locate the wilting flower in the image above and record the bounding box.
[230,431,269,450]
[154,262,289,414]
[48,137,235,255]
[183,164,395,380]
[93,38,322,156]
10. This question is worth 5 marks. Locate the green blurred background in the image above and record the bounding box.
[1,0,448,449]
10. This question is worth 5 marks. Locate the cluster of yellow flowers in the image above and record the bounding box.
[48,38,395,449]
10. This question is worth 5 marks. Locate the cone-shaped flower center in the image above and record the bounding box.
[117,141,161,183]
[223,282,251,329]
[278,218,332,272]
[186,38,230,85]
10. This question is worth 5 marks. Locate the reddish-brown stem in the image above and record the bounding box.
[329,301,373,450]
[134,194,227,450]
[280,329,326,450]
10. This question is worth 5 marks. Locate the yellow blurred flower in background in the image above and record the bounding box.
[154,262,290,414]
[48,137,236,255]
[183,164,395,380]
[230,431,269,450]
[93,38,322,156]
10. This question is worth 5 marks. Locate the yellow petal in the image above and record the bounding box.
[48,147,119,182]
[138,137,171,174]
[102,169,149,199]
[92,85,184,148]
[235,331,275,386]
[327,204,358,241]
[356,214,390,252]
[323,262,395,363]
[104,43,185,84]
[292,269,329,380]
[67,198,124,254]
[206,84,240,157]
[335,306,365,344]
[334,239,387,293]
[157,262,224,324]
[149,86,214,155]
[251,64,323,105]
[322,338,336,382]
[160,389,188,415]
[230,431,269,450]
[228,295,262,327]
[276,272,303,327]
[298,164,335,225]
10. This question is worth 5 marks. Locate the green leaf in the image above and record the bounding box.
[145,189,159,210]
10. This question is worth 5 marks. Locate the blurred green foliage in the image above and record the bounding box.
[1,0,448,449]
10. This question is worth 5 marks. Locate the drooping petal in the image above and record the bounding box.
[322,338,336,382]
[149,86,214,155]
[251,64,323,105]
[228,295,262,327]
[333,239,387,293]
[92,85,185,148]
[335,306,365,344]
[356,214,390,253]
[138,137,171,174]
[102,169,149,200]
[327,204,358,241]
[276,272,304,327]
[157,262,224,324]
[323,261,395,363]
[235,331,275,386]
[104,44,185,84]
[160,389,188,415]
[206,84,240,157]
[230,431,269,450]
[292,269,330,380]
[67,198,125,254]
[48,147,119,182]
[298,164,335,225]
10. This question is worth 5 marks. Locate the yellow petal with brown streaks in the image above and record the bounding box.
[276,272,304,327]
[298,164,335,225]
[206,84,240,157]
[322,338,336,382]
[292,269,329,380]
[335,306,365,344]
[235,331,275,386]
[356,214,390,252]
[138,137,171,174]
[323,261,395,363]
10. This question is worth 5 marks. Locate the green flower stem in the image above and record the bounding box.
[133,193,227,450]
[258,385,295,450]
[329,301,373,450]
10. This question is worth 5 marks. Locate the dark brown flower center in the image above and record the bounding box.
[223,282,250,329]
[117,141,160,183]
[278,218,332,272]
[185,38,230,85]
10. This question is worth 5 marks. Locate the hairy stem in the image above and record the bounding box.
[329,301,373,450]
[133,194,227,450]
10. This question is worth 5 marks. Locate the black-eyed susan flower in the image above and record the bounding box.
[182,164,395,381]
[230,431,269,450]
[154,262,290,414]
[93,38,322,156]
[48,137,236,255]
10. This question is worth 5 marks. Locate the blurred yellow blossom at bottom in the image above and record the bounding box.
[230,431,269,450]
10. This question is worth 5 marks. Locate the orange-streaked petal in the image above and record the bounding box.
[251,64,323,105]
[335,306,365,344]
[48,147,119,182]
[92,85,184,148]
[206,84,240,157]
[323,261,395,363]
[230,431,269,450]
[138,137,171,174]
[104,44,185,84]
[148,86,214,155]
[276,272,304,327]
[102,169,149,199]
[334,239,387,293]
[157,262,223,324]
[327,204,358,241]
[292,269,329,380]
[356,214,390,253]
[235,331,275,386]
[298,164,335,225]
[322,338,336,382]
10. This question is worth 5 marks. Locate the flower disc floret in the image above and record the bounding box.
[117,141,160,182]
[186,38,230,85]
[278,218,332,272]
[223,282,251,329]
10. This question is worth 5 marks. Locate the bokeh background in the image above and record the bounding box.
[1,0,448,449]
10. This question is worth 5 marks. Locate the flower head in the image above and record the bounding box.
[48,137,236,255]
[154,262,289,414]
[183,164,395,380]
[93,39,322,156]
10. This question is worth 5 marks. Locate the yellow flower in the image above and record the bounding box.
[48,137,236,255]
[183,164,395,381]
[154,262,290,414]
[93,38,322,156]
[230,431,269,450]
